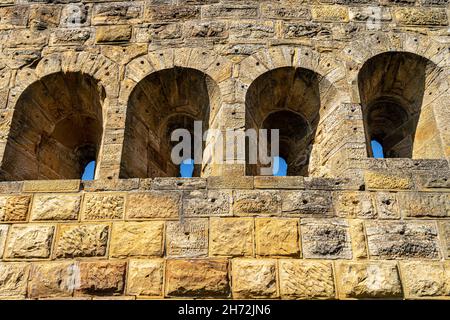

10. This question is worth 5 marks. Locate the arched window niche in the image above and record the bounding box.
[120,67,221,178]
[245,67,326,176]
[0,72,105,180]
[359,52,445,159]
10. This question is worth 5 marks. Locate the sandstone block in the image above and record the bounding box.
[31,194,81,221]
[336,262,402,299]
[279,260,335,299]
[366,221,440,259]
[365,171,413,190]
[145,5,200,22]
[126,259,164,297]
[312,5,349,22]
[92,2,142,25]
[29,262,77,298]
[441,221,450,258]
[183,190,231,216]
[22,180,80,193]
[281,191,333,216]
[0,263,30,298]
[0,195,30,222]
[126,191,180,219]
[400,262,450,298]
[165,259,229,297]
[394,8,448,26]
[349,220,368,259]
[232,259,278,299]
[209,218,253,256]
[374,192,400,219]
[398,192,449,218]
[55,224,109,258]
[4,225,54,259]
[82,193,125,220]
[334,192,376,218]
[96,25,132,43]
[166,219,208,258]
[254,176,305,189]
[301,219,352,259]
[109,221,164,258]
[233,190,281,215]
[207,176,253,189]
[77,261,126,296]
[255,218,299,257]
[202,4,258,19]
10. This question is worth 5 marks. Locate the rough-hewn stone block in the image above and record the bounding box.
[4,225,54,259]
[55,224,109,258]
[183,190,231,216]
[31,194,81,221]
[95,25,132,43]
[209,217,254,256]
[400,262,450,298]
[365,171,413,190]
[165,259,229,297]
[232,259,278,299]
[166,219,208,257]
[77,261,126,296]
[281,191,333,216]
[254,176,305,189]
[312,5,349,22]
[207,176,253,189]
[28,262,77,298]
[301,219,352,259]
[126,191,180,219]
[233,190,281,215]
[0,195,30,222]
[82,193,125,220]
[22,180,80,193]
[0,263,30,298]
[374,192,400,219]
[279,260,335,299]
[126,259,164,297]
[336,262,403,299]
[0,225,7,259]
[255,218,299,257]
[366,221,440,259]
[398,192,449,218]
[109,221,164,258]
[334,192,376,218]
[394,8,448,26]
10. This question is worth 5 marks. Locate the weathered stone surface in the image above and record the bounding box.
[166,219,208,257]
[126,259,163,297]
[28,262,77,298]
[394,8,448,26]
[398,192,449,218]
[0,225,7,259]
[207,176,253,189]
[281,191,333,216]
[255,218,299,257]
[0,263,30,298]
[165,259,229,297]
[22,180,80,193]
[232,259,278,299]
[336,262,403,299]
[31,194,81,221]
[82,194,125,220]
[92,2,142,25]
[312,5,349,22]
[209,218,253,256]
[4,225,54,259]
[126,191,180,219]
[365,171,413,190]
[95,25,132,43]
[202,4,258,19]
[183,190,231,216]
[301,219,352,259]
[233,190,281,215]
[0,195,30,222]
[334,192,376,218]
[366,221,440,259]
[145,5,200,22]
[254,176,304,189]
[349,220,368,259]
[374,192,400,219]
[109,222,164,258]
[279,260,335,299]
[55,224,109,258]
[441,221,450,258]
[400,262,450,298]
[77,261,126,296]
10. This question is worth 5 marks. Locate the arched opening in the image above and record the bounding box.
[0,72,105,180]
[370,140,384,159]
[82,160,96,180]
[358,52,444,159]
[120,67,220,178]
[245,67,322,176]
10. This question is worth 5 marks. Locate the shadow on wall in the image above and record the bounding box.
[359,52,444,159]
[0,72,105,181]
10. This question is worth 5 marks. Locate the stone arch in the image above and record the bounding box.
[120,66,222,178]
[244,65,342,176]
[357,51,448,159]
[0,52,120,181]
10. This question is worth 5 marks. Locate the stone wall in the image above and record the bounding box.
[0,0,449,299]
